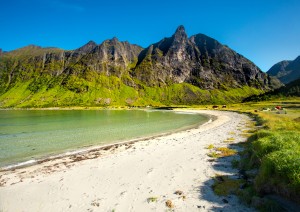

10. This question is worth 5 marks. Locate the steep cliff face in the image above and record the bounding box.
[133,26,196,86]
[267,56,300,84]
[134,26,281,90]
[0,26,282,107]
[0,40,143,93]
[84,38,143,76]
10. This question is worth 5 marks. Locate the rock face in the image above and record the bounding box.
[0,25,282,107]
[267,56,300,84]
[84,37,143,76]
[134,26,280,90]
[134,25,196,86]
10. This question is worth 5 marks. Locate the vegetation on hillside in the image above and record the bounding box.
[0,26,283,108]
[243,78,300,102]
[0,69,265,108]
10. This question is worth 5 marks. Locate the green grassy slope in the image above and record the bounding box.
[0,72,264,108]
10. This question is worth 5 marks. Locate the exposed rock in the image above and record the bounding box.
[0,25,282,107]
[134,26,281,90]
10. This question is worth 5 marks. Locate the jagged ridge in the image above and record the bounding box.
[0,26,282,107]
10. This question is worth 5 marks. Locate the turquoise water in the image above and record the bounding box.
[0,110,208,167]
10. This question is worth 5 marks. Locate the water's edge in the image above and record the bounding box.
[0,111,215,171]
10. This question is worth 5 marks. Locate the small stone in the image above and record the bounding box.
[222,198,228,203]
[165,200,174,208]
[174,190,183,195]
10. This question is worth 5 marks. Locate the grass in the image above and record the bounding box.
[224,137,235,143]
[229,99,300,204]
[0,59,266,108]
[242,129,257,134]
[208,147,237,158]
[231,159,239,169]
[212,175,243,196]
[206,144,214,149]
[147,197,158,203]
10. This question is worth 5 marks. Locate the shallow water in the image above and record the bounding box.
[0,109,208,167]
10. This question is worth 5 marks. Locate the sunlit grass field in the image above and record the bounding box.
[228,98,300,204]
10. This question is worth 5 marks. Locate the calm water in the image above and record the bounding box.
[0,110,208,167]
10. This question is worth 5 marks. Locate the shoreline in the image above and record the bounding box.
[0,110,214,171]
[0,110,255,211]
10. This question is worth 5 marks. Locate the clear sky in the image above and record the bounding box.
[1,0,300,71]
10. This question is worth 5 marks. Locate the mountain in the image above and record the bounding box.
[280,78,300,96]
[0,26,282,108]
[267,56,300,84]
[243,77,300,102]
[134,26,280,90]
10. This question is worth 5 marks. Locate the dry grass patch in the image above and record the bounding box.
[223,137,235,143]
[212,175,243,196]
[242,129,256,133]
[207,151,220,158]
[208,147,237,158]
[239,133,251,138]
[216,147,237,157]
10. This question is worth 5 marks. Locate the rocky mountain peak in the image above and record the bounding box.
[0,26,283,107]
[173,25,188,42]
[106,37,119,45]
[75,40,97,53]
[111,37,119,42]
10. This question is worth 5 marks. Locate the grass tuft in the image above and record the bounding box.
[147,197,158,203]
[206,144,214,149]
[216,147,237,157]
[212,175,243,196]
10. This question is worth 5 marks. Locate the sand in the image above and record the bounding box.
[0,110,255,212]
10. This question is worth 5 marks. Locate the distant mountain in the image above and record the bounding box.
[0,26,282,107]
[267,56,300,84]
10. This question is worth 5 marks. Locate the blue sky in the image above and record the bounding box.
[0,0,299,71]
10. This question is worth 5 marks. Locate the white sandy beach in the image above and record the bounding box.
[0,110,255,212]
